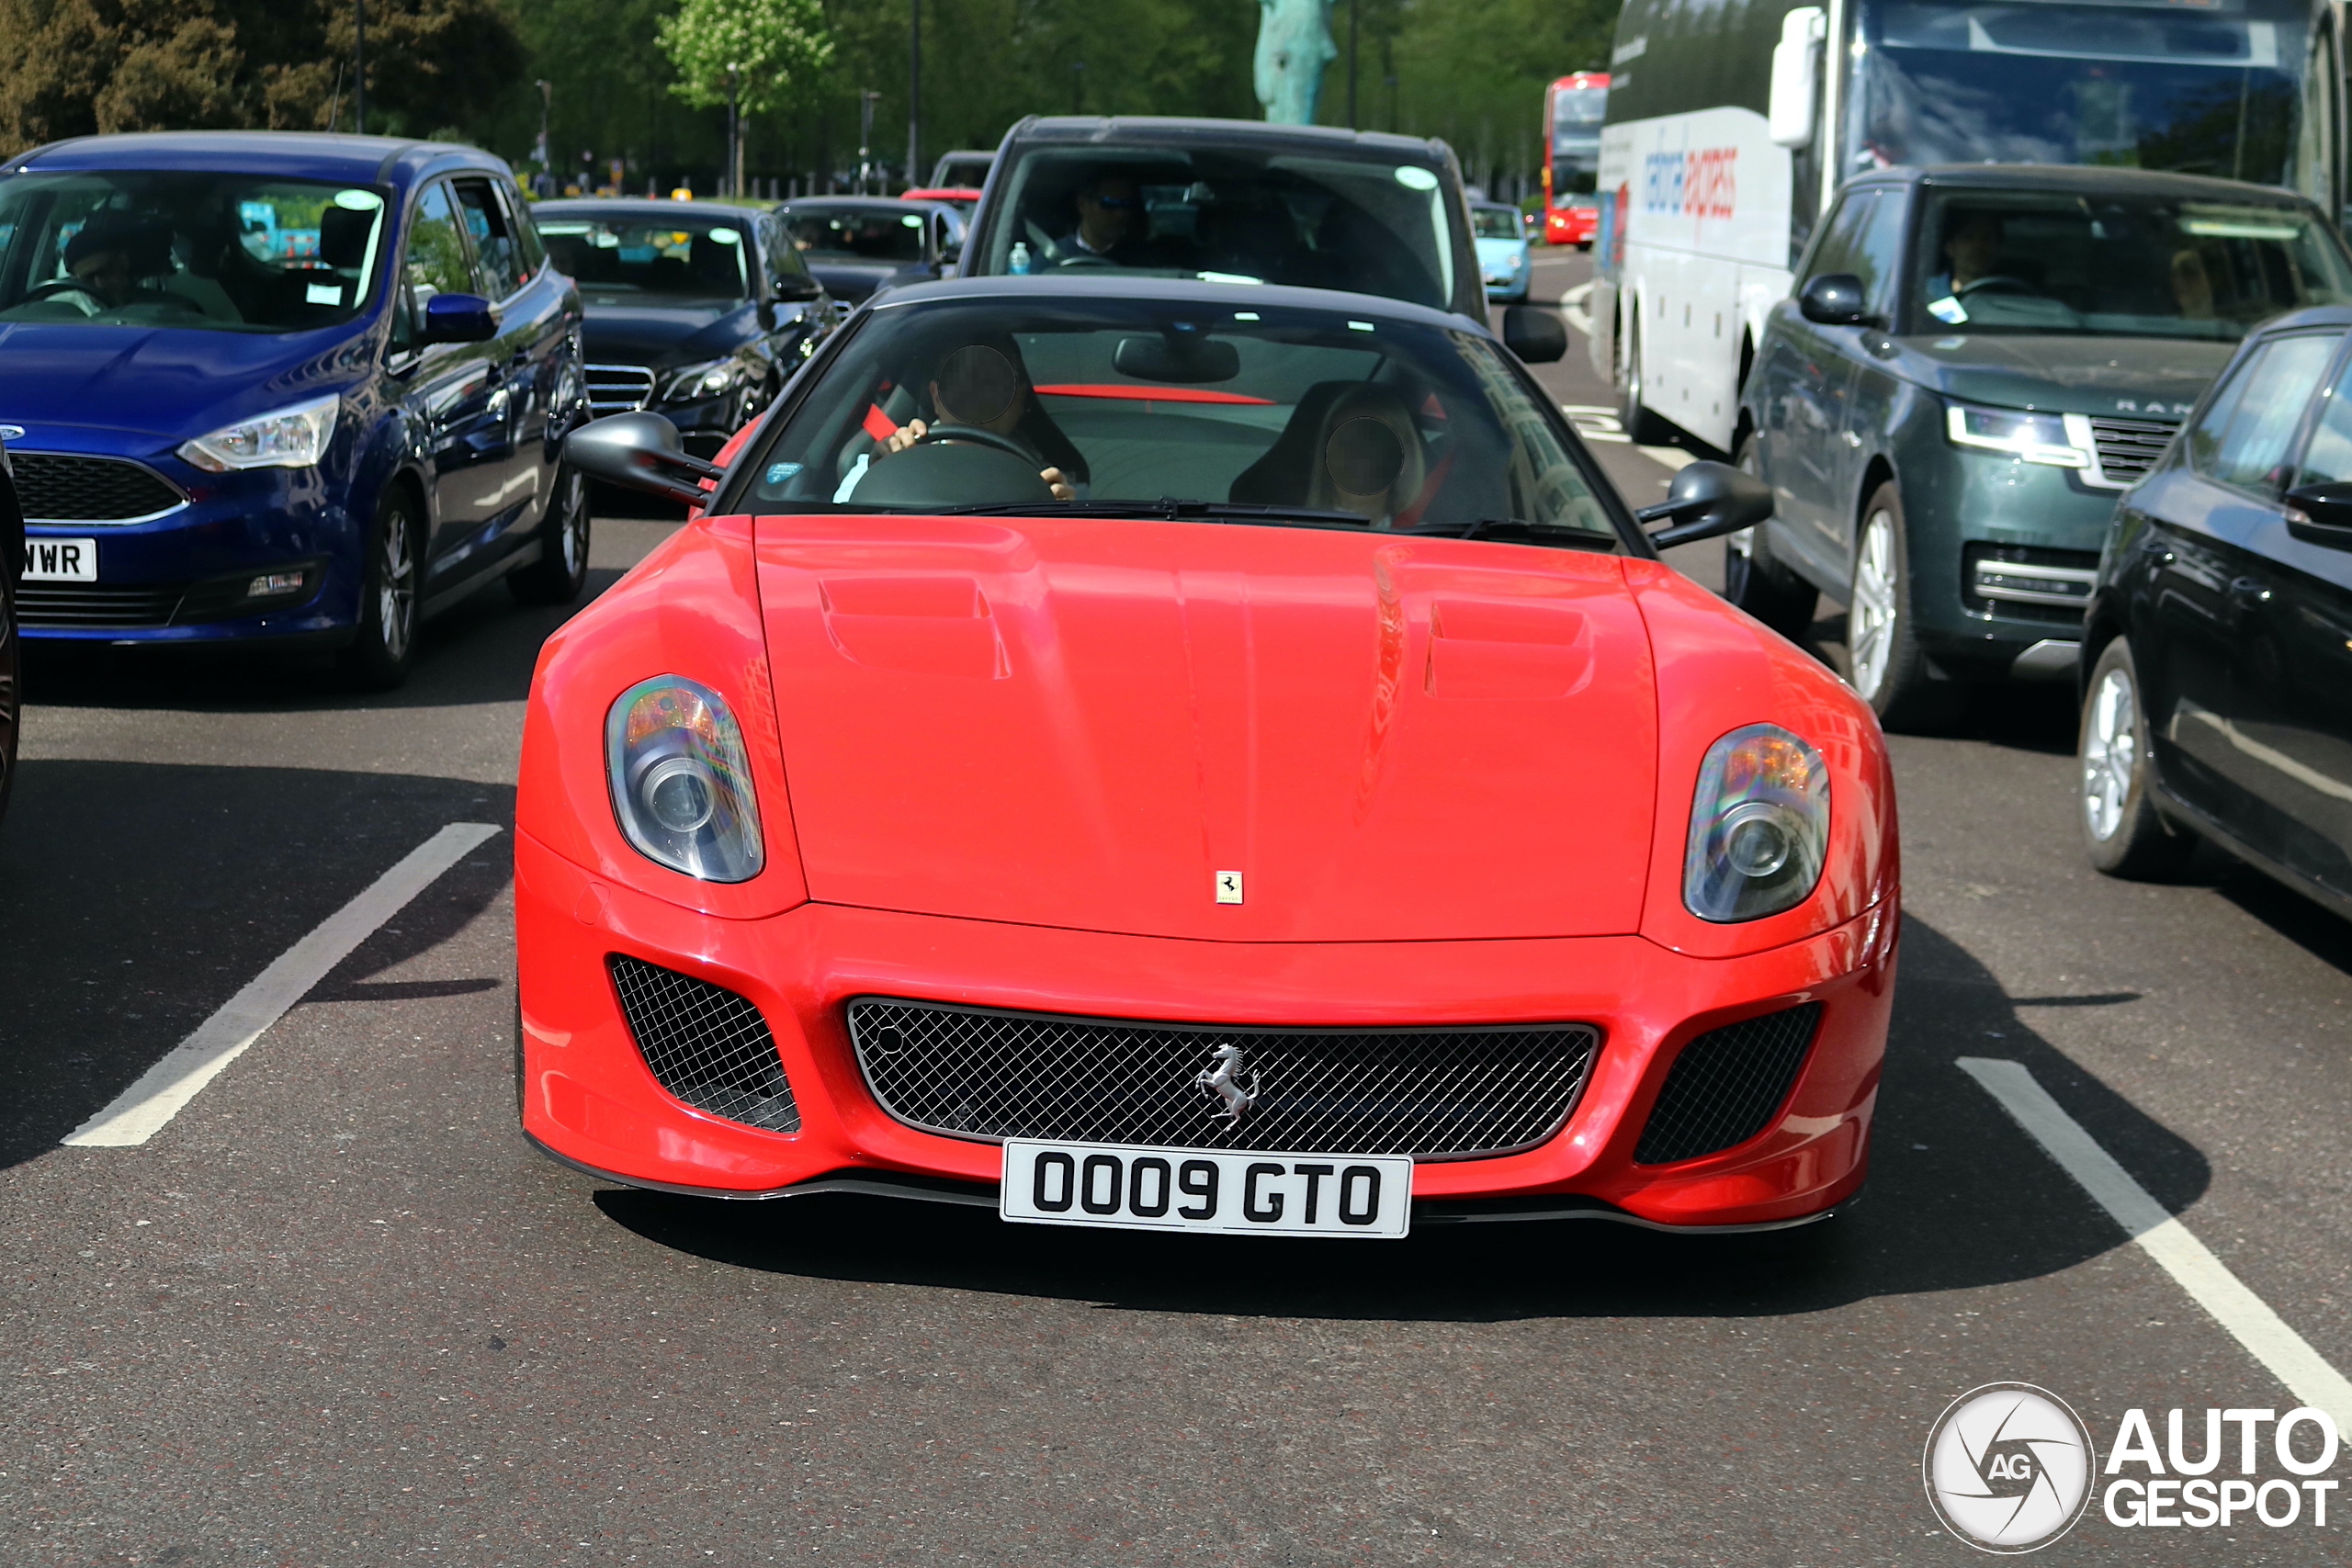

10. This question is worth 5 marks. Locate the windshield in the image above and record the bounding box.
[1914,188,2352,336]
[0,172,386,333]
[1473,207,1524,241]
[781,204,930,263]
[1552,85,1608,147]
[1856,1,2305,184]
[537,214,750,300]
[975,148,1460,312]
[738,294,1619,547]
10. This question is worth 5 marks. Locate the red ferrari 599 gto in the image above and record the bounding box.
[518,276,1897,1240]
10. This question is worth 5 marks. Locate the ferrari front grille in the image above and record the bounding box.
[1634,1002,1823,1166]
[847,998,1598,1160]
[10,453,186,523]
[608,956,799,1133]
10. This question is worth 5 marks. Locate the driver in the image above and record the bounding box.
[872,337,1083,501]
[1924,209,2006,321]
[1053,172,1148,265]
[60,214,149,310]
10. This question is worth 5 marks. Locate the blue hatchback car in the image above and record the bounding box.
[0,132,588,685]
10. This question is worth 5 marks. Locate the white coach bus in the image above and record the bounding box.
[1591,0,2347,450]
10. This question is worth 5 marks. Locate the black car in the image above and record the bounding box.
[0,430,17,827]
[2079,305,2352,915]
[957,116,1488,321]
[774,197,967,305]
[534,199,833,459]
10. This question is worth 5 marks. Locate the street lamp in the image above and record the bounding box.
[353,0,366,136]
[858,89,880,194]
[907,0,922,194]
[727,65,742,201]
[534,79,551,193]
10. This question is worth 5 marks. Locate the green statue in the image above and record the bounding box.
[1254,0,1336,126]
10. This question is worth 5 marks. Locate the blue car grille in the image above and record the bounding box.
[11,454,184,523]
[18,582,188,628]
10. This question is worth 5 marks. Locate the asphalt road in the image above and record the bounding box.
[6,253,2352,1564]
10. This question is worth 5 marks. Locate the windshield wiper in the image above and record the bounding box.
[1394,517,1622,550]
[936,499,1374,528]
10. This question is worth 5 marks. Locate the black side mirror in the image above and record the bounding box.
[2284,481,2352,548]
[1797,273,1871,326]
[421,292,498,344]
[564,412,727,508]
[1636,460,1774,548]
[1501,304,1567,363]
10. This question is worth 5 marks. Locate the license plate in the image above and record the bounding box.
[1001,1140,1412,1239]
[24,537,97,581]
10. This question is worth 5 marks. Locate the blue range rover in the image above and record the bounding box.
[0,131,588,686]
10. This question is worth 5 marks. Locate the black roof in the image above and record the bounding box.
[1857,163,2322,209]
[1002,115,1446,162]
[863,272,1483,333]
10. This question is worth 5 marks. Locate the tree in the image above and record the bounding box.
[659,0,831,195]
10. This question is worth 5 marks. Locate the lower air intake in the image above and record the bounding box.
[607,956,799,1133]
[1634,1002,1823,1166]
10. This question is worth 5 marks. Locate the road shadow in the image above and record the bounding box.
[2214,860,2352,980]
[587,914,2210,1323]
[0,759,515,1168]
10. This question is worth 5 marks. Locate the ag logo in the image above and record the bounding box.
[1923,1383,2093,1553]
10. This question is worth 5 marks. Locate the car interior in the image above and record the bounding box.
[537,220,752,299]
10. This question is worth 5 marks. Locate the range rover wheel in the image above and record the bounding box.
[1723,437,1818,639]
[1847,484,1961,732]
[2079,637,2194,878]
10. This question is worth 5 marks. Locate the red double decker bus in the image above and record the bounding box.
[1541,72,1610,247]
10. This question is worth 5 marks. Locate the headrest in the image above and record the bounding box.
[319,205,376,268]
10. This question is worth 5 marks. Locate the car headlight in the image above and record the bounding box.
[1506,254,1523,271]
[1684,725,1829,922]
[1943,401,2089,468]
[177,392,341,472]
[661,357,748,402]
[605,676,763,883]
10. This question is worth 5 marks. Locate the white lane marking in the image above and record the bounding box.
[1960,1057,2352,1432]
[1564,405,1631,444]
[1640,446,1697,472]
[63,822,503,1148]
[1562,280,1595,336]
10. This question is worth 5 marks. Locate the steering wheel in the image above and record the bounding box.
[1957,275,2041,299]
[916,423,1040,463]
[21,279,102,310]
[1057,252,1114,269]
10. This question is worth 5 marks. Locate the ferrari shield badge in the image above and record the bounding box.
[1215,870,1243,905]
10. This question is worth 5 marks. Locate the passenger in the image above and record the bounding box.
[1054,172,1148,265]
[2171,247,2217,320]
[869,337,1083,501]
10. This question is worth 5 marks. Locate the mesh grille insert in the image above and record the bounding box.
[13,454,184,521]
[1634,1002,1823,1166]
[608,956,799,1133]
[848,998,1599,1159]
[18,581,188,628]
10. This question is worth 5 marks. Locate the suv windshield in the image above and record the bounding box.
[779,203,929,264]
[537,214,751,300]
[740,293,1618,547]
[974,146,1462,311]
[1915,189,2352,338]
[1858,1,2307,186]
[0,171,387,333]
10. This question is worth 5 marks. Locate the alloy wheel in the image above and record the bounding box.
[378,511,417,662]
[2081,666,2138,843]
[557,469,588,580]
[1849,508,1899,700]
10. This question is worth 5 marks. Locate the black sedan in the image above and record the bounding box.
[2080,304,2352,913]
[775,197,966,305]
[1,429,17,828]
[535,199,833,459]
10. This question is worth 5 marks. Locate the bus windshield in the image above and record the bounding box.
[1553,85,1608,144]
[1856,2,2305,185]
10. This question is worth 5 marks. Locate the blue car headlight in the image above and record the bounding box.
[177,392,342,472]
[1684,725,1829,922]
[605,676,764,882]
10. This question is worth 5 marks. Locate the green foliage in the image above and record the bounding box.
[0,0,525,150]
[658,0,833,117]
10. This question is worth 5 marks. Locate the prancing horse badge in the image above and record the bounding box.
[1215,870,1243,905]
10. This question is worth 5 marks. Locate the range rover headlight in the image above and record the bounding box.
[1943,401,2089,468]
[605,676,763,882]
[177,392,342,472]
[1684,724,1829,922]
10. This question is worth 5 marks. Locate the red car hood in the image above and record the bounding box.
[753,515,1659,942]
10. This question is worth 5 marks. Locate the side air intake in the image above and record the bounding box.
[607,956,799,1133]
[1634,1003,1822,1166]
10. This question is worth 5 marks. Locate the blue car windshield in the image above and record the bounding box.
[1857,2,2307,186]
[0,171,387,333]
[741,294,1619,546]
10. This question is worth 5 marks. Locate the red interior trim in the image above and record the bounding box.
[1034,384,1274,405]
